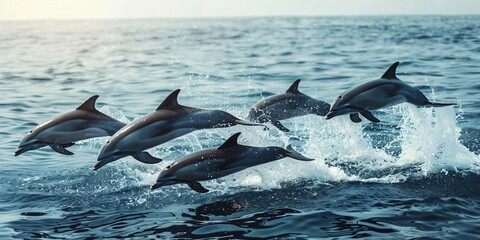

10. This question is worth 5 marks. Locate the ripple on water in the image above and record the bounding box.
[1,16,480,239]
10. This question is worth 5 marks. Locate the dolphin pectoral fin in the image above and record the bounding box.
[349,113,362,123]
[132,152,163,164]
[187,182,209,193]
[358,110,380,123]
[62,143,75,148]
[271,120,290,132]
[50,144,74,155]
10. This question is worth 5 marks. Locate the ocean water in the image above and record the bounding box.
[1,16,479,239]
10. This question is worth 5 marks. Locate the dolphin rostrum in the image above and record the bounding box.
[247,79,330,132]
[325,62,455,123]
[150,132,314,193]
[94,89,264,170]
[14,95,126,156]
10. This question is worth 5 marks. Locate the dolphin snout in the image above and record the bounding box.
[93,156,115,171]
[14,142,42,156]
[92,160,106,171]
[150,181,171,190]
[325,111,336,119]
[150,179,178,190]
[14,148,25,156]
[94,150,130,170]
[93,152,116,170]
[150,182,162,190]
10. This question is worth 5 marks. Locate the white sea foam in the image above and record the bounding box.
[94,103,479,193]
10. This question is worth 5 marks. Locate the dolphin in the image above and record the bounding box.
[94,89,264,170]
[150,132,314,193]
[325,62,455,123]
[14,95,126,156]
[247,79,330,132]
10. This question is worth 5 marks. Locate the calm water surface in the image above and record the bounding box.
[0,16,479,239]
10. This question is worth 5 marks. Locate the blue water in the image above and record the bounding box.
[1,16,480,239]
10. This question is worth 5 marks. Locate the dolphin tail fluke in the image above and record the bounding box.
[272,120,290,132]
[426,102,456,107]
[132,152,163,164]
[234,119,265,127]
[50,144,74,155]
[285,145,314,161]
[187,181,209,193]
[358,109,381,123]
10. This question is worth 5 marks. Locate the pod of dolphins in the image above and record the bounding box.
[15,62,454,193]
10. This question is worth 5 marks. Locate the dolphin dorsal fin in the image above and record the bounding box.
[381,62,400,80]
[286,79,301,94]
[157,89,181,111]
[218,132,241,149]
[77,95,99,112]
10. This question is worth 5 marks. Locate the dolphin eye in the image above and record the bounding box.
[28,130,33,134]
[338,96,342,99]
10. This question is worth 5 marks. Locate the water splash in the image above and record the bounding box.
[396,105,479,174]
[41,100,479,198]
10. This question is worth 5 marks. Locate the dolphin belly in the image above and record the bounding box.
[363,95,407,111]
[378,95,407,110]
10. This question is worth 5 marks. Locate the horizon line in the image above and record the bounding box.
[1,13,479,22]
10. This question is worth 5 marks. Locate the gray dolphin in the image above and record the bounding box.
[150,132,314,193]
[14,95,126,156]
[94,89,264,170]
[325,62,455,123]
[247,79,330,132]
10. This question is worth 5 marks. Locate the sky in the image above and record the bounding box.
[0,0,479,20]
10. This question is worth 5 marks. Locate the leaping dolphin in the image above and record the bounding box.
[247,79,330,132]
[325,62,455,123]
[150,132,314,193]
[14,95,126,156]
[94,89,264,170]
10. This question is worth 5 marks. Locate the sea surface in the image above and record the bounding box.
[1,16,479,239]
